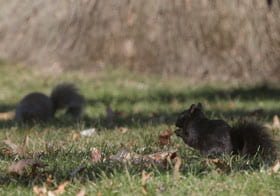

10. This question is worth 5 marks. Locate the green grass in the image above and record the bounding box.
[0,63,280,195]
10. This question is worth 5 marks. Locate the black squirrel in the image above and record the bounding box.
[14,83,85,123]
[175,103,277,159]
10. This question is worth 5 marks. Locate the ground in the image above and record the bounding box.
[0,63,279,195]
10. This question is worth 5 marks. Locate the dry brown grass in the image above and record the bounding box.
[0,0,279,82]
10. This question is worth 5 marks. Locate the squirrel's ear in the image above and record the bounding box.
[189,104,196,113]
[197,102,203,110]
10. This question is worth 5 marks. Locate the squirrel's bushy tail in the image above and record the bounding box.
[50,83,85,118]
[230,121,277,159]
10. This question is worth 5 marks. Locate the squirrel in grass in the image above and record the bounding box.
[175,103,277,159]
[14,83,85,123]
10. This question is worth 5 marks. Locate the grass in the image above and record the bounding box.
[0,63,280,195]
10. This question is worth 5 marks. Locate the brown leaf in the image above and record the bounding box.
[119,127,128,133]
[33,185,47,196]
[141,170,153,185]
[3,139,20,154]
[97,191,102,196]
[22,135,29,156]
[91,147,101,163]
[144,150,177,167]
[0,147,14,155]
[173,157,182,180]
[142,185,148,195]
[227,102,233,109]
[110,148,177,168]
[269,160,280,174]
[159,130,173,146]
[206,158,230,172]
[273,115,280,129]
[124,140,136,149]
[109,148,141,163]
[73,132,82,141]
[52,181,69,195]
[8,159,45,176]
[0,111,14,120]
[76,189,86,196]
[46,174,53,188]
[3,135,30,156]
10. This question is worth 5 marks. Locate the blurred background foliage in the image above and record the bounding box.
[0,0,279,83]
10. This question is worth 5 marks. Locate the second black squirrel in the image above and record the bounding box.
[14,83,85,123]
[175,103,277,159]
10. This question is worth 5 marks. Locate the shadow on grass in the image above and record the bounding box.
[0,84,280,129]
[87,83,280,105]
[83,84,280,128]
[0,104,16,113]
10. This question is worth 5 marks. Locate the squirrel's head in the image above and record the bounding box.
[175,103,203,128]
[175,103,204,149]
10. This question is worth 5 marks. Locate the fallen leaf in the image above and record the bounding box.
[22,135,29,156]
[46,174,53,188]
[91,147,101,163]
[264,115,280,130]
[142,185,148,195]
[159,130,173,146]
[206,158,230,172]
[80,128,96,137]
[119,127,128,133]
[227,102,233,109]
[109,148,140,163]
[144,150,177,168]
[0,146,15,155]
[3,135,30,156]
[0,111,14,120]
[8,159,45,176]
[47,191,56,196]
[73,132,81,141]
[269,160,280,174]
[97,191,102,196]
[141,170,153,185]
[33,185,47,196]
[173,157,182,180]
[52,181,69,195]
[76,189,86,196]
[3,139,20,154]
[123,140,136,149]
[110,148,177,168]
[273,115,280,129]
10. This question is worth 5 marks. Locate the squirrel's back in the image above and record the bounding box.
[14,83,85,123]
[50,83,85,118]
[14,92,54,122]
